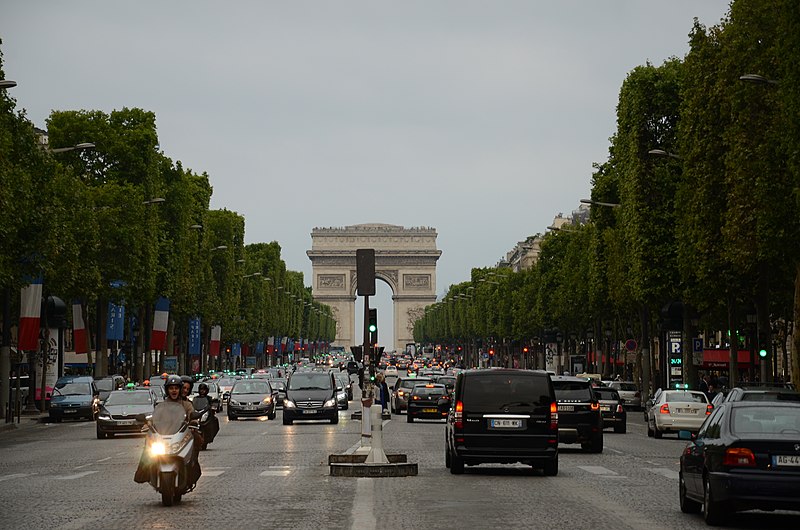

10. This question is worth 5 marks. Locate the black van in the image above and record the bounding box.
[445,369,558,475]
[282,371,339,425]
[551,376,603,452]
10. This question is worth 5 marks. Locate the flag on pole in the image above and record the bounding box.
[232,343,241,357]
[188,317,201,355]
[150,297,170,351]
[281,336,288,353]
[19,277,43,351]
[256,341,265,356]
[72,300,88,354]
[106,302,126,341]
[209,325,221,356]
[267,336,275,355]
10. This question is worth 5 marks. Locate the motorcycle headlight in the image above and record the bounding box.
[283,399,296,408]
[150,441,167,456]
[324,398,337,408]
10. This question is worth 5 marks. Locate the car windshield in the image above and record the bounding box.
[218,378,236,387]
[272,380,286,390]
[552,381,593,401]
[437,377,456,386]
[665,391,707,403]
[732,406,800,435]
[594,389,620,401]
[463,374,552,408]
[288,373,332,390]
[232,382,271,395]
[412,386,446,398]
[53,382,92,396]
[401,378,432,390]
[95,379,115,391]
[614,383,638,392]
[740,392,800,402]
[105,391,153,406]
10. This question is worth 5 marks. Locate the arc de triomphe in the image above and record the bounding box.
[307,224,441,353]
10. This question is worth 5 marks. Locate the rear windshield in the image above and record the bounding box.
[552,381,593,402]
[400,378,432,390]
[462,373,552,408]
[665,392,707,403]
[594,389,620,401]
[732,406,800,435]
[614,383,638,392]
[740,392,800,402]
[411,386,447,398]
[437,377,456,386]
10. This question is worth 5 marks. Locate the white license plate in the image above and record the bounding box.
[64,409,77,414]
[303,409,317,414]
[676,408,697,414]
[490,419,522,428]
[558,405,574,412]
[600,406,611,412]
[774,455,800,467]
[116,420,136,426]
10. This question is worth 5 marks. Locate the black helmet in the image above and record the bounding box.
[165,374,182,389]
[180,375,193,393]
[198,382,209,393]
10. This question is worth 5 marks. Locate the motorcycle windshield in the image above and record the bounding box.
[193,396,211,411]
[151,401,186,435]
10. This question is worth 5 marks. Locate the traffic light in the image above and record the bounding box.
[523,347,529,354]
[368,308,378,345]
[758,333,769,358]
[489,348,495,356]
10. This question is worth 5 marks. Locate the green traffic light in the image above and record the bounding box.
[759,348,768,358]
[368,324,377,332]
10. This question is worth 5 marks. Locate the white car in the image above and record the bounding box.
[647,390,711,438]
[384,366,398,377]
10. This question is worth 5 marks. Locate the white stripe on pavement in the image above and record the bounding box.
[0,473,37,482]
[260,469,291,476]
[606,448,623,454]
[577,466,618,475]
[96,457,112,463]
[645,468,679,480]
[351,478,376,530]
[203,470,226,477]
[73,463,93,470]
[54,471,98,480]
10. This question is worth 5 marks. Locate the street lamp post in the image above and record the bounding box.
[140,197,166,382]
[0,80,18,89]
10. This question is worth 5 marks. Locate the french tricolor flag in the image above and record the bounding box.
[18,277,43,351]
[72,300,88,354]
[209,325,221,357]
[150,297,170,351]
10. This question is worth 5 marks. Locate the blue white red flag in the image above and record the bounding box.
[19,277,43,351]
[150,297,170,351]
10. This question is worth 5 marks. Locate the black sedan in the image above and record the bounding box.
[96,389,155,439]
[407,383,450,423]
[593,387,627,434]
[679,401,800,525]
[227,380,278,420]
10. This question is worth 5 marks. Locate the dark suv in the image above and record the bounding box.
[551,376,603,452]
[445,369,558,475]
[282,371,338,425]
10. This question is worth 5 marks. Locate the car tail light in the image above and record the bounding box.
[706,404,713,415]
[723,447,756,467]
[550,401,558,430]
[454,400,463,430]
[412,396,420,400]
[616,404,624,413]
[660,403,670,414]
[590,402,600,411]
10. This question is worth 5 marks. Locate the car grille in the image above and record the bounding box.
[297,401,324,409]
[111,414,138,420]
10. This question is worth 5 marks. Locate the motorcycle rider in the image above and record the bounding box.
[180,375,193,400]
[192,383,219,448]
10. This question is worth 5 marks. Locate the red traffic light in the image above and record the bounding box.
[489,349,495,356]
[523,347,529,353]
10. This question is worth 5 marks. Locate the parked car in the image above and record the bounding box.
[445,369,558,475]
[593,387,627,433]
[551,376,603,452]
[227,380,277,421]
[48,376,99,422]
[96,388,155,439]
[390,376,433,414]
[282,371,338,425]
[647,390,712,438]
[407,383,450,423]
[679,401,800,525]
[606,381,641,410]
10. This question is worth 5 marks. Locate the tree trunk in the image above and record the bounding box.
[682,307,698,389]
[727,295,739,387]
[640,306,651,400]
[792,264,800,386]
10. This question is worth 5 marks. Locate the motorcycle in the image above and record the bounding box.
[136,401,200,506]
[192,396,219,450]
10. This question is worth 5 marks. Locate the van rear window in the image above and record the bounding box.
[462,374,552,409]
[552,381,593,402]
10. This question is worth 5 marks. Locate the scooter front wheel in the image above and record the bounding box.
[160,471,176,506]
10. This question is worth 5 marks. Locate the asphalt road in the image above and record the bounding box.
[1,376,798,530]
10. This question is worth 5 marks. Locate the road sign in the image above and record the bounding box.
[692,338,703,354]
[625,339,637,352]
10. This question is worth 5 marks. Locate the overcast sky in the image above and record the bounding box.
[2,1,730,347]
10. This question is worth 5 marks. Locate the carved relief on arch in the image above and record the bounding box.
[349,269,399,294]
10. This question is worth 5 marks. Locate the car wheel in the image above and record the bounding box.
[587,435,603,453]
[647,422,654,437]
[268,410,276,421]
[96,427,106,439]
[343,403,349,411]
[614,423,627,434]
[407,414,414,423]
[542,457,558,477]
[679,472,701,514]
[703,474,724,525]
[283,417,293,425]
[228,413,236,421]
[445,443,451,468]
[449,448,464,475]
[653,427,663,439]
[331,415,339,425]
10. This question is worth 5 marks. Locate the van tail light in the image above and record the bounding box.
[550,401,558,430]
[660,403,670,415]
[616,404,624,413]
[723,447,756,467]
[590,402,600,411]
[454,400,463,430]
[706,404,713,415]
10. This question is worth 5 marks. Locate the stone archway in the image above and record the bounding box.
[307,224,441,352]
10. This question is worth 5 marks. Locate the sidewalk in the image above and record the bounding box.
[0,412,49,433]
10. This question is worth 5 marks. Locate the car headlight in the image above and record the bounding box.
[150,441,167,456]
[229,400,239,406]
[98,413,112,421]
[50,402,60,408]
[262,396,272,404]
[283,399,296,408]
[324,398,337,408]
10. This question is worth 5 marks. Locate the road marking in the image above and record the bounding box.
[96,457,112,463]
[74,463,93,470]
[115,452,126,456]
[577,466,618,475]
[645,467,679,480]
[70,422,94,428]
[345,441,362,454]
[54,470,98,480]
[351,478,376,529]
[260,469,292,476]
[203,469,226,477]
[606,448,623,454]
[0,473,37,482]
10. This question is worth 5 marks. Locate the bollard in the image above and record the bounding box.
[360,397,372,448]
[365,404,388,464]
